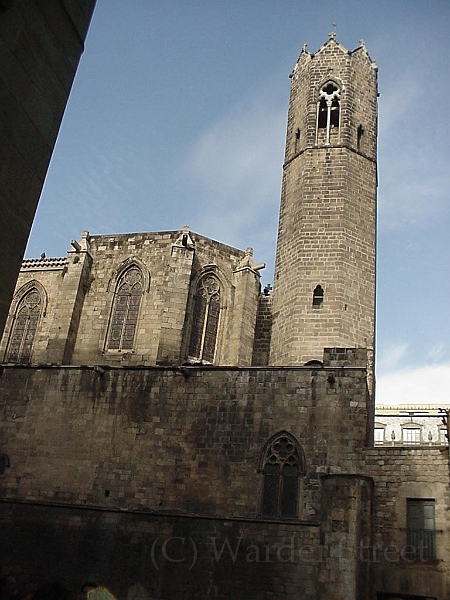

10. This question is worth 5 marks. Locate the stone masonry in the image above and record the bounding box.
[0,35,449,600]
[270,38,377,371]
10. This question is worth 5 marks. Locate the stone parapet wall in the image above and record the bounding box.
[0,362,369,514]
[0,358,371,598]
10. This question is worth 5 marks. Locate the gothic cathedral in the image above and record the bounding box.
[0,35,448,600]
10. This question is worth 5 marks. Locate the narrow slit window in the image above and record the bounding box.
[313,285,324,309]
[294,127,301,153]
[0,454,10,475]
[357,124,364,150]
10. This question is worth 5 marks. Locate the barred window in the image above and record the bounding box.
[188,276,221,363]
[6,288,42,363]
[406,499,436,560]
[107,266,143,351]
[261,433,303,519]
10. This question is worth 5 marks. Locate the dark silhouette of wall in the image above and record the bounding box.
[0,0,96,337]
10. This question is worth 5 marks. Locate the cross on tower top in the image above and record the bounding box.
[329,22,337,40]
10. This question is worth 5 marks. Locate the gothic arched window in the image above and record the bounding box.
[107,266,143,351]
[316,81,340,145]
[6,288,42,363]
[188,275,221,363]
[261,433,303,519]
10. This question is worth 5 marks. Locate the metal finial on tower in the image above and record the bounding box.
[329,22,337,40]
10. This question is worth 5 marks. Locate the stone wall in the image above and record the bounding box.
[0,257,68,363]
[0,354,449,598]
[252,293,272,366]
[0,355,371,598]
[1,230,262,368]
[0,502,322,600]
[362,447,450,599]
[0,361,369,512]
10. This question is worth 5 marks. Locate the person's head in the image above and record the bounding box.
[78,582,98,600]
[86,588,116,600]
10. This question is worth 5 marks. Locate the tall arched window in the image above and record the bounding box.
[188,275,221,363]
[107,266,143,351]
[6,288,42,363]
[316,81,340,145]
[261,432,304,519]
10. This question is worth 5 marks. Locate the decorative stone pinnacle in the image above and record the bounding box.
[235,247,265,272]
[70,230,91,253]
[173,225,194,249]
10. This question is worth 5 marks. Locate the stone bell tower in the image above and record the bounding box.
[270,33,378,367]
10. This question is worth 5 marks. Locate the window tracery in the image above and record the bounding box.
[261,433,303,519]
[188,275,221,363]
[6,288,42,363]
[316,81,340,145]
[107,266,143,351]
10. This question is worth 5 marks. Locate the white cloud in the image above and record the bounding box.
[187,99,286,187]
[184,101,285,250]
[376,362,450,406]
[378,71,420,138]
[376,342,409,374]
[427,342,446,362]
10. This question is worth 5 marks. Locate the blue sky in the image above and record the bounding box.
[27,1,450,404]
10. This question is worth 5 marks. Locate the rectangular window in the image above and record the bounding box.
[374,428,385,445]
[406,499,436,560]
[402,428,420,445]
